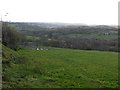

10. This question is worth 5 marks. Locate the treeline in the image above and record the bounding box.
[25,38,118,52]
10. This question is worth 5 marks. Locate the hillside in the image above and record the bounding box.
[2,45,20,66]
[2,46,118,88]
[2,45,27,88]
[7,22,118,52]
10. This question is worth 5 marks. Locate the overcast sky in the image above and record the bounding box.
[0,0,119,25]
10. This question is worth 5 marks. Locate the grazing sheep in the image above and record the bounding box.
[37,48,39,50]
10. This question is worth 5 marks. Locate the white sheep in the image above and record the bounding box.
[37,48,39,50]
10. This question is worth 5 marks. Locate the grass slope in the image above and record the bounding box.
[18,48,118,88]
[2,45,27,88]
[2,45,20,67]
[2,46,118,88]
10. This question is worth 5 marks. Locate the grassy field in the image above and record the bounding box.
[3,46,118,88]
[2,46,118,88]
[59,33,118,40]
[26,36,40,40]
[18,48,118,88]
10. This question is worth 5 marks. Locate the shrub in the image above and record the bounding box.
[2,23,21,50]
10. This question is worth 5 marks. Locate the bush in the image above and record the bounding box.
[2,23,21,50]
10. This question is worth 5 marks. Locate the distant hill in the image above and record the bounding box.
[7,22,118,30]
[4,22,118,52]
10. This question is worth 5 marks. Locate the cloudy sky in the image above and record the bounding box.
[0,0,119,25]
